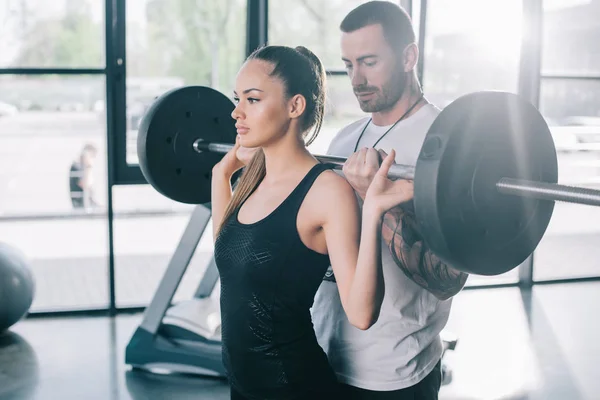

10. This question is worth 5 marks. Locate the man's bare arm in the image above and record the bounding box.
[381,205,468,300]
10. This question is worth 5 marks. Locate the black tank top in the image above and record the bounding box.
[214,163,339,399]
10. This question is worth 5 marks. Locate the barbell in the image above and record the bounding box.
[137,85,600,276]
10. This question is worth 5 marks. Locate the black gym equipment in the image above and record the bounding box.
[125,205,226,376]
[137,85,600,276]
[0,243,35,332]
[137,86,238,205]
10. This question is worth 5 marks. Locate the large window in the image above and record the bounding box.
[268,0,378,147]
[112,186,211,307]
[124,0,247,166]
[422,0,524,286]
[0,75,106,214]
[422,0,523,108]
[0,0,105,68]
[112,0,247,306]
[7,0,598,317]
[269,0,396,70]
[541,0,600,76]
[0,0,108,313]
[0,74,109,312]
[533,0,600,281]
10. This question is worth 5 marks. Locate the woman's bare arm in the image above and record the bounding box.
[320,172,385,330]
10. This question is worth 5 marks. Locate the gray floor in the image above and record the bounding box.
[1,282,599,400]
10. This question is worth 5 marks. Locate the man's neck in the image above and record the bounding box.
[371,84,426,126]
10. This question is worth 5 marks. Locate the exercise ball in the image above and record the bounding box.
[0,243,35,332]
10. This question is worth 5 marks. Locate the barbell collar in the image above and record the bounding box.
[193,139,416,180]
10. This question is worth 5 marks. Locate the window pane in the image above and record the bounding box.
[410,0,421,43]
[268,0,399,70]
[116,0,247,306]
[111,187,214,307]
[0,75,109,311]
[540,79,600,123]
[0,0,105,68]
[534,78,600,281]
[422,0,522,286]
[423,0,522,107]
[124,0,247,165]
[542,0,600,75]
[0,75,106,214]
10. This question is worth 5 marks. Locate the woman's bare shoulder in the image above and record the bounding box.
[300,168,360,229]
[312,169,358,206]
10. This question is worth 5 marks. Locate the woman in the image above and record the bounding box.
[211,45,413,400]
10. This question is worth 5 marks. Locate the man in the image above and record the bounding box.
[69,143,100,210]
[310,2,469,399]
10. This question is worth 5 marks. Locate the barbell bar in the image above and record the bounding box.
[193,139,600,207]
[136,85,596,276]
[192,139,418,181]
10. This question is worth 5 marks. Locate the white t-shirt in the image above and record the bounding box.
[311,104,452,391]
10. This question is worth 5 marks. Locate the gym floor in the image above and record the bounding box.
[1,281,599,400]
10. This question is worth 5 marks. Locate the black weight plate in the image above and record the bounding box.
[414,91,558,275]
[137,86,237,204]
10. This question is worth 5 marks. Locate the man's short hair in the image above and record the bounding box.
[340,1,416,54]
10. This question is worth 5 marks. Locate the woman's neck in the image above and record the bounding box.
[261,134,316,184]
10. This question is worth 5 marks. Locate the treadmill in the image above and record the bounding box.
[125,204,226,377]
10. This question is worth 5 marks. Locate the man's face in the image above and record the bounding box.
[341,24,407,113]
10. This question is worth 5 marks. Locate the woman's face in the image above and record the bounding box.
[231,59,293,148]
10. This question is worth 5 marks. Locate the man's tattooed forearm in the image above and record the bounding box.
[382,208,468,300]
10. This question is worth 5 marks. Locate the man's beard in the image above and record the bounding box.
[354,71,407,113]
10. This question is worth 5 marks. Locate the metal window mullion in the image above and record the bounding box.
[105,0,126,315]
[417,0,427,86]
[246,0,268,56]
[518,0,543,288]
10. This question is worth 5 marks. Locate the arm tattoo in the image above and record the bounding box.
[381,206,468,300]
